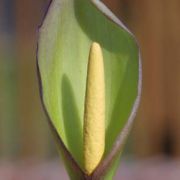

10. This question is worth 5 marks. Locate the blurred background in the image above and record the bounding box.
[0,0,180,179]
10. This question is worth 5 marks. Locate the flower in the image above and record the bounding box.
[37,0,141,179]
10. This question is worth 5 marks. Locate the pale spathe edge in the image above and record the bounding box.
[91,0,134,37]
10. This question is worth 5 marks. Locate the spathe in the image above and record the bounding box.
[37,0,142,179]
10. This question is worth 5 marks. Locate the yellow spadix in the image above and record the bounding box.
[83,42,105,175]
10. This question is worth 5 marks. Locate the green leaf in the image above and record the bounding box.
[37,0,141,179]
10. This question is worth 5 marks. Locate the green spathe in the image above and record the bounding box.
[37,0,141,179]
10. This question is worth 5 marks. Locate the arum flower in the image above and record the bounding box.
[37,0,142,179]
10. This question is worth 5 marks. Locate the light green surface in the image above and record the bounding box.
[38,0,140,179]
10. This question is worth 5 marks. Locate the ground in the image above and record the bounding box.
[0,158,179,180]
